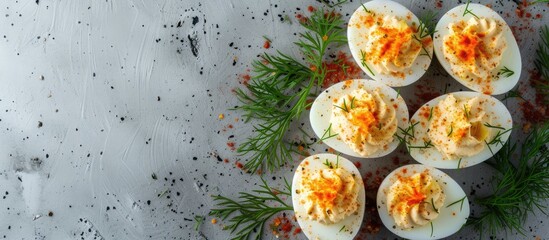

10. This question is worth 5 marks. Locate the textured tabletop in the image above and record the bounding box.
[0,0,547,239]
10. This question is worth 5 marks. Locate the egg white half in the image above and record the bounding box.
[377,164,470,240]
[291,153,365,240]
[310,79,409,158]
[406,91,512,169]
[433,3,521,95]
[347,0,433,86]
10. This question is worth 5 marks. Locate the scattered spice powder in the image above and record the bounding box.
[270,214,297,239]
[520,70,549,125]
[322,52,362,88]
[263,40,271,49]
[409,84,440,114]
[355,196,382,238]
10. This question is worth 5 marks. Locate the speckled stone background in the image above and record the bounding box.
[0,0,547,239]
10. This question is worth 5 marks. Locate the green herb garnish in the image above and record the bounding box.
[408,140,434,151]
[194,215,205,231]
[430,221,434,237]
[468,123,549,237]
[484,123,512,155]
[361,3,371,13]
[334,97,355,113]
[431,198,439,213]
[235,9,346,173]
[463,0,479,19]
[359,49,375,76]
[447,196,467,211]
[323,159,334,168]
[395,121,419,146]
[413,11,437,59]
[320,123,338,142]
[502,90,525,101]
[210,177,293,240]
[534,25,549,103]
[498,66,514,78]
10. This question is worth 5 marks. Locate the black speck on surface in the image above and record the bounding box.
[188,34,199,57]
[192,16,199,25]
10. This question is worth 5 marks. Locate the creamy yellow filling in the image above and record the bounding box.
[330,88,397,156]
[386,170,445,229]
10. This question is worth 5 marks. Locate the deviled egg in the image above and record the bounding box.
[348,0,433,86]
[404,91,512,169]
[377,164,469,239]
[292,153,365,240]
[310,79,409,158]
[433,3,521,95]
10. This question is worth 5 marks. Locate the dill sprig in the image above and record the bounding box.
[319,123,338,142]
[463,0,479,19]
[395,121,419,145]
[408,139,434,150]
[467,123,549,237]
[502,90,524,101]
[359,49,375,76]
[416,11,437,39]
[498,66,514,78]
[447,196,467,211]
[534,25,549,103]
[413,11,437,59]
[529,0,549,4]
[210,177,293,240]
[235,9,346,173]
[194,215,205,231]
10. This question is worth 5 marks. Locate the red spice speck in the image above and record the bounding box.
[235,161,243,169]
[536,14,542,19]
[270,214,297,239]
[227,142,236,151]
[354,161,362,168]
[223,158,229,163]
[281,222,293,233]
[436,0,442,8]
[263,40,270,49]
[526,12,532,18]
[516,9,524,18]
[305,99,314,110]
[322,52,362,88]
[307,6,315,12]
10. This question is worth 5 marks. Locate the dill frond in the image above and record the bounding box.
[235,9,347,173]
[209,178,293,240]
[534,25,549,103]
[467,123,549,237]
